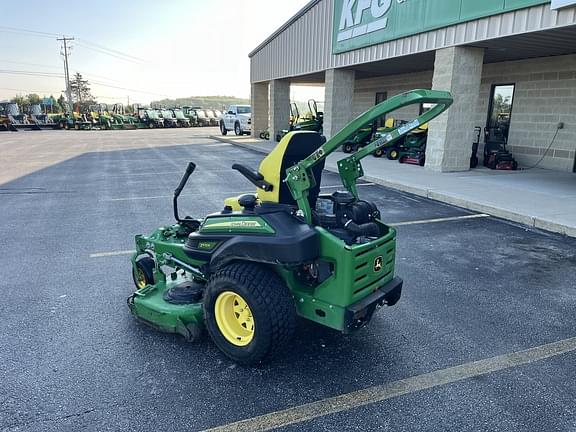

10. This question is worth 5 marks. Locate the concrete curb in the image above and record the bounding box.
[211,135,575,238]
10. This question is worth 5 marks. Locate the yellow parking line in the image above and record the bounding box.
[202,336,576,432]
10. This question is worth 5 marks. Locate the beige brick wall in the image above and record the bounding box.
[352,71,433,121]
[477,55,576,172]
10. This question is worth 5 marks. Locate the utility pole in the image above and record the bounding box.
[57,36,74,111]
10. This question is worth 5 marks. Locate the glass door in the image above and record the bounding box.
[486,84,515,145]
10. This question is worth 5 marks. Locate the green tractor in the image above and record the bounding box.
[0,105,17,132]
[111,104,137,129]
[276,99,324,142]
[342,117,405,160]
[134,106,164,128]
[171,108,191,127]
[128,89,453,365]
[397,124,429,166]
[88,104,122,130]
[51,103,92,130]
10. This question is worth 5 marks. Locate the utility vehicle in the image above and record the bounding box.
[128,89,453,365]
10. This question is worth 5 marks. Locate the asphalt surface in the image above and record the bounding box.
[1,129,576,431]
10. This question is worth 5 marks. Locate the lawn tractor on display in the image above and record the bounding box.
[204,109,219,127]
[397,124,429,166]
[341,118,400,158]
[259,129,271,140]
[276,99,324,142]
[134,106,164,128]
[0,106,17,132]
[111,104,137,129]
[171,108,191,128]
[88,104,122,130]
[29,104,57,130]
[159,109,179,128]
[1,103,41,131]
[127,89,453,365]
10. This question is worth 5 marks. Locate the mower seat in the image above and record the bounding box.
[412,123,428,134]
[229,131,325,208]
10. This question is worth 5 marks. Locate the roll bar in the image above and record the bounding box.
[286,89,453,223]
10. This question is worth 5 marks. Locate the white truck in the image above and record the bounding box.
[219,105,251,136]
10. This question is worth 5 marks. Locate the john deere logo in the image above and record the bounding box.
[338,0,403,42]
[373,256,383,272]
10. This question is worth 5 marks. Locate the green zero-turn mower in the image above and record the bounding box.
[128,89,453,365]
[276,100,324,142]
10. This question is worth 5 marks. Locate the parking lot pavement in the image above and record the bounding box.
[1,130,576,432]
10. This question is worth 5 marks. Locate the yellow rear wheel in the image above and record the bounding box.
[215,292,254,346]
[204,263,296,365]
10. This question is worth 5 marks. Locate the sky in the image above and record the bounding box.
[0,0,323,105]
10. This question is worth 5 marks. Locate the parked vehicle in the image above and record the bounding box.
[159,109,178,128]
[204,109,219,127]
[220,104,251,136]
[171,109,191,127]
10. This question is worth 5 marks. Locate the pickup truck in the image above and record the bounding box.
[219,104,251,136]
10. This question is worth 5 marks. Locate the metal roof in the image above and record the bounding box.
[248,0,321,58]
[250,1,576,83]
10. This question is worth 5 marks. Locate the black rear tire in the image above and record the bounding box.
[204,263,296,366]
[373,148,384,158]
[343,143,354,153]
[220,121,228,136]
[234,122,242,136]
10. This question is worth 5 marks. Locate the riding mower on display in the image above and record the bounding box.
[127,89,453,365]
[259,129,271,140]
[1,103,41,130]
[88,104,121,130]
[29,104,57,130]
[342,118,400,158]
[483,126,518,170]
[0,106,17,132]
[135,106,164,128]
[276,99,324,142]
[204,109,219,127]
[111,104,137,129]
[397,124,429,166]
[182,106,199,127]
[171,108,191,128]
[159,109,179,128]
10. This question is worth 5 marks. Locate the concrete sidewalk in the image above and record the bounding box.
[211,135,576,238]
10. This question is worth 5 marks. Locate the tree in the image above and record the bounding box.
[69,72,96,112]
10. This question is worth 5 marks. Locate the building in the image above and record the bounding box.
[249,0,576,173]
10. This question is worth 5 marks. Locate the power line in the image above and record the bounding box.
[0,26,148,65]
[0,26,62,38]
[0,59,62,70]
[0,69,64,77]
[75,39,148,64]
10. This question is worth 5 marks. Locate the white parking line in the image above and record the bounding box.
[321,183,376,189]
[390,213,490,227]
[202,335,576,432]
[89,250,135,258]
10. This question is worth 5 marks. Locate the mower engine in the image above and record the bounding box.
[315,191,381,245]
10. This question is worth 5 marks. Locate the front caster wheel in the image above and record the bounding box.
[132,256,155,290]
[204,263,296,365]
